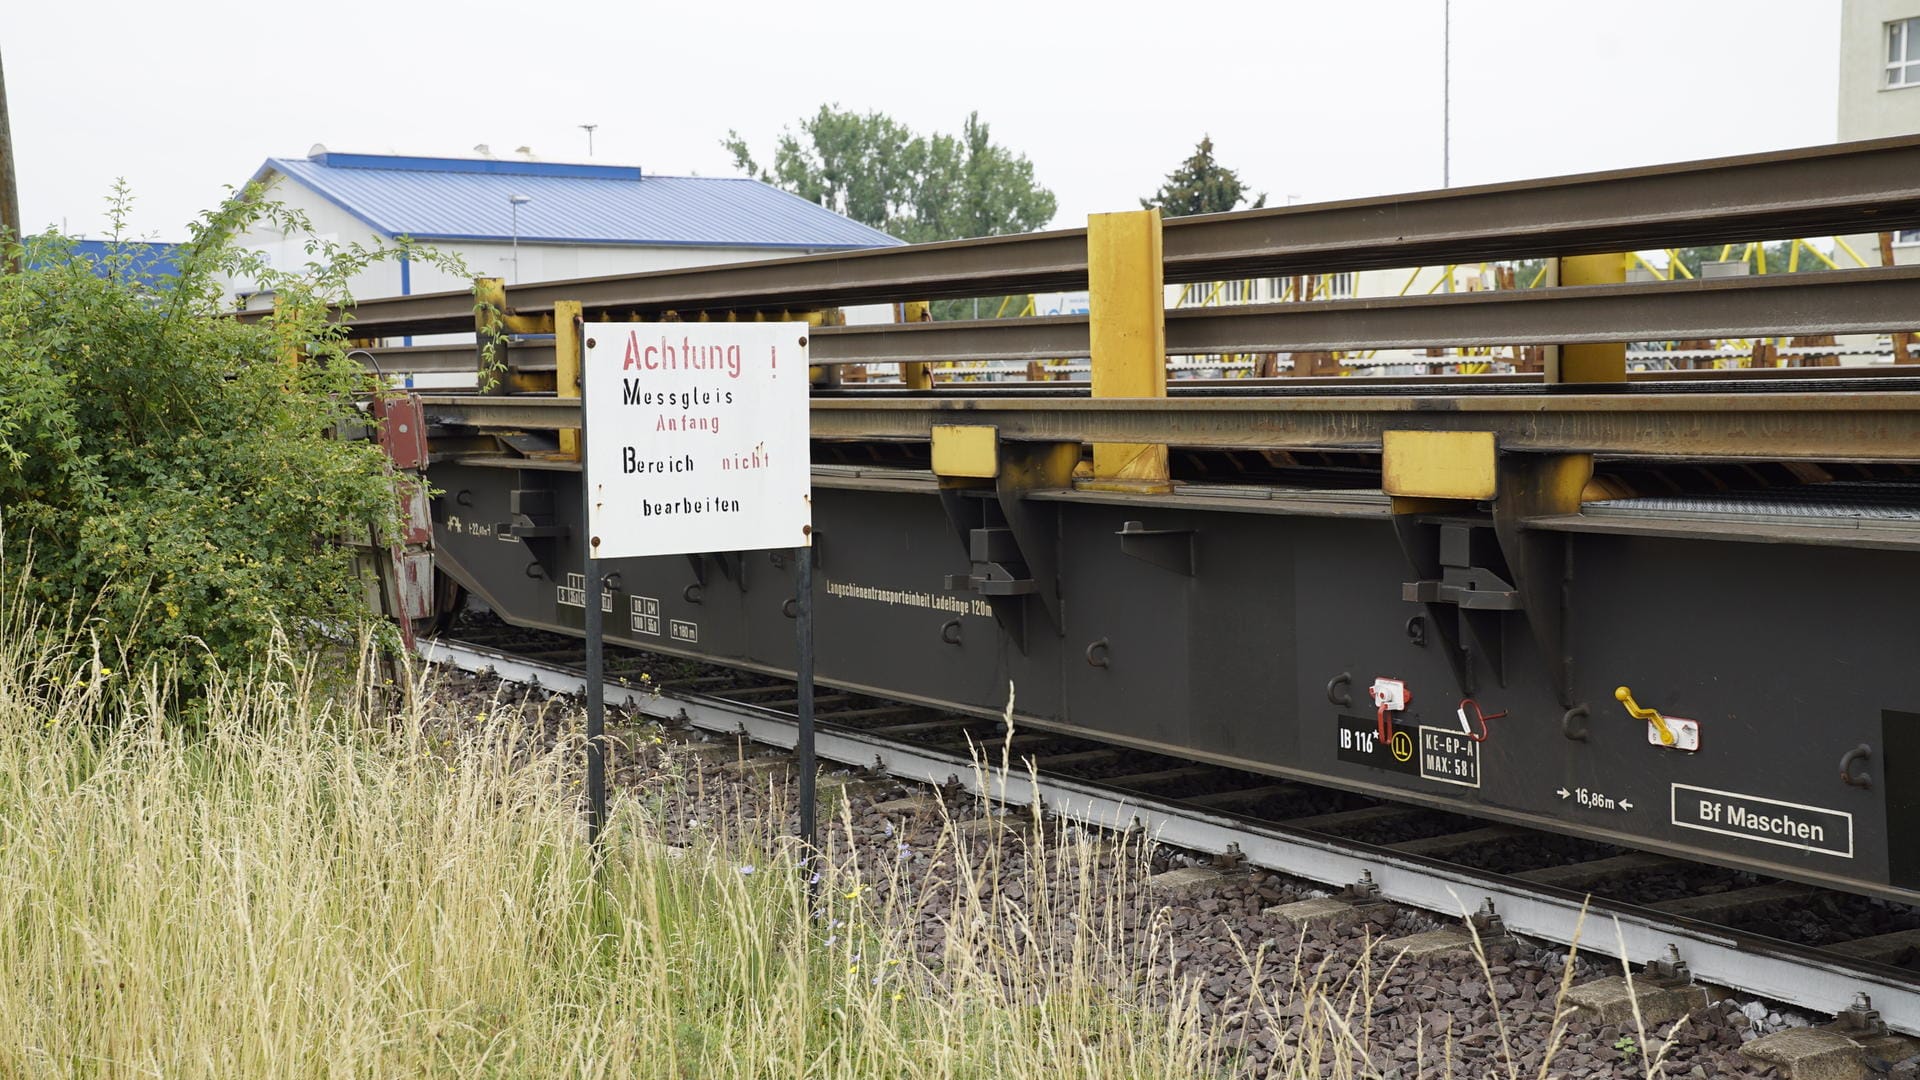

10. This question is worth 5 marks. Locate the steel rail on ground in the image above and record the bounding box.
[420,636,1920,1036]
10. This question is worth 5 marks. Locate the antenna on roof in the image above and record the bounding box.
[308,143,328,159]
[579,124,598,158]
[515,146,536,160]
[473,143,493,159]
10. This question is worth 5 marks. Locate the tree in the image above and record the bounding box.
[0,184,457,705]
[725,106,1057,245]
[1142,136,1265,217]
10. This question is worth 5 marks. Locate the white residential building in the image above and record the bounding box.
[1840,1,1920,265]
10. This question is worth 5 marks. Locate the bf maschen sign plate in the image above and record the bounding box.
[584,323,811,559]
[1671,783,1854,859]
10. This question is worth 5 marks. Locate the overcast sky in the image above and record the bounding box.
[3,0,1841,242]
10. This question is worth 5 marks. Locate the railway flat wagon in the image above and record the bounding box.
[330,137,1920,906]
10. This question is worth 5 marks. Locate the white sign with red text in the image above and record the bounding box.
[583,323,811,559]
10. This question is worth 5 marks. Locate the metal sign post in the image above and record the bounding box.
[794,546,816,857]
[580,322,813,856]
[578,324,607,846]
[583,541,607,844]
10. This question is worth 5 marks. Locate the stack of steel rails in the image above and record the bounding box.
[284,135,1920,1047]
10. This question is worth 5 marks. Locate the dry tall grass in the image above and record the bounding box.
[0,584,1230,1078]
[0,583,1657,1079]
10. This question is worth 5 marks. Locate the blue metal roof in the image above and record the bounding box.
[29,238,184,286]
[253,151,902,251]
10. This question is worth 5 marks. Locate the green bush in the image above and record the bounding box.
[0,184,459,703]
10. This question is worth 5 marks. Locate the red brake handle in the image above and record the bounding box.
[1457,698,1508,743]
[1372,684,1408,743]
[1370,680,1409,744]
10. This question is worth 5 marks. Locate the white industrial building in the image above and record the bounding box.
[225,146,901,312]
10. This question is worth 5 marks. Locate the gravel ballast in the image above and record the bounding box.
[424,664,1824,1078]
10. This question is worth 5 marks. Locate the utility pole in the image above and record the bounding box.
[1442,0,1451,190]
[509,194,531,282]
[1441,0,1452,301]
[0,48,22,272]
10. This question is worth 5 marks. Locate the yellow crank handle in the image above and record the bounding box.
[1615,686,1676,747]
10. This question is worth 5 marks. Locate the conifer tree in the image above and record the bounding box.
[1142,136,1265,217]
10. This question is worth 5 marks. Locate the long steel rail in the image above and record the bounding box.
[262,136,1920,338]
[376,342,1920,384]
[371,265,1920,371]
[810,267,1920,364]
[416,389,1920,461]
[347,137,1920,468]
[421,636,1920,1035]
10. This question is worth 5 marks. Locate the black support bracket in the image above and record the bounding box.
[1392,452,1591,705]
[1116,520,1196,576]
[937,441,1078,654]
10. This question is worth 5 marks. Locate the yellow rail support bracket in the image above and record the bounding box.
[501,310,561,392]
[1381,431,1497,500]
[1086,207,1169,493]
[554,300,583,459]
[1548,254,1627,384]
[504,312,554,335]
[931,424,998,479]
[899,301,933,390]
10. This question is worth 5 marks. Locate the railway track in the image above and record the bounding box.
[419,626,1920,1047]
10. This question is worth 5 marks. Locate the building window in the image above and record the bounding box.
[1896,228,1920,246]
[1889,18,1920,87]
